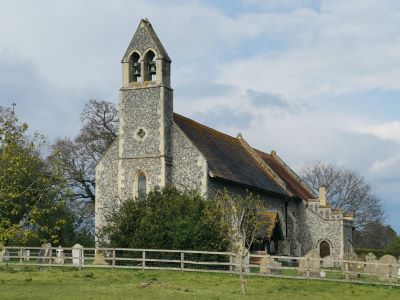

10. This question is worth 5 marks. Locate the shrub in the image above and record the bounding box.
[98,187,228,251]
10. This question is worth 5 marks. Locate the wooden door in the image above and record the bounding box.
[319,241,330,258]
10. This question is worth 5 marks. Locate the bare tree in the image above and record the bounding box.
[51,100,118,203]
[216,190,269,294]
[300,161,384,229]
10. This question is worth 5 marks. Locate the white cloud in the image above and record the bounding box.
[371,153,400,175]
[356,122,400,144]
[217,2,400,99]
[1,0,400,229]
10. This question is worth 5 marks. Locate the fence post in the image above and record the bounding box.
[49,248,53,267]
[112,249,116,269]
[345,262,349,282]
[229,254,233,273]
[19,248,23,264]
[142,251,146,270]
[81,248,84,267]
[389,264,392,284]
[180,252,184,271]
[306,258,310,279]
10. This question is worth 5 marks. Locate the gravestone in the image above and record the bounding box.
[1,247,10,262]
[298,248,321,277]
[22,249,30,261]
[293,241,302,257]
[54,246,65,265]
[72,244,84,266]
[93,249,108,265]
[365,252,376,262]
[342,252,360,279]
[364,253,378,276]
[233,254,250,273]
[377,255,398,283]
[3,250,10,261]
[37,243,53,264]
[259,255,282,275]
[0,244,4,263]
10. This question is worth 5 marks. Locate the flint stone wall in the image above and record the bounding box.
[296,203,343,259]
[171,123,205,193]
[95,138,119,231]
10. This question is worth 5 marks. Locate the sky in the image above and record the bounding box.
[1,0,400,231]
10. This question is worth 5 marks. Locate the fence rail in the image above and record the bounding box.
[1,246,400,287]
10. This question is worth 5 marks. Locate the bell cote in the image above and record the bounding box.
[121,19,171,88]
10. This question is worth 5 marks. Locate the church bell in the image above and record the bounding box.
[133,62,141,77]
[149,61,156,75]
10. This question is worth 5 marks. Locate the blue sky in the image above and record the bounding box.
[1,0,400,231]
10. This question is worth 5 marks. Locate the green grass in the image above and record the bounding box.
[0,266,399,299]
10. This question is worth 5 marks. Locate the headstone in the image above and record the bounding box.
[0,244,4,263]
[72,244,84,266]
[377,255,398,283]
[298,248,321,277]
[1,250,10,262]
[93,249,108,265]
[365,252,376,262]
[22,249,30,261]
[293,242,302,257]
[4,250,10,261]
[37,243,52,264]
[364,253,378,276]
[54,246,65,265]
[342,252,360,279]
[233,254,250,273]
[259,255,282,275]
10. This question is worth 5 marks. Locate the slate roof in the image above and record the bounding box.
[174,113,315,201]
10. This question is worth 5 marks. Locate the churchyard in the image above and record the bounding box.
[1,244,400,299]
[0,267,400,300]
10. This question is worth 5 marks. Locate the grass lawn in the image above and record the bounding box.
[0,266,399,299]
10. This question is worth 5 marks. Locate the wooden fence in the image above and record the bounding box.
[1,246,400,287]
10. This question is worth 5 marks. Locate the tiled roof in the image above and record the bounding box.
[173,113,314,200]
[255,150,315,200]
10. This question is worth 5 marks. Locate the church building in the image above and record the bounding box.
[95,19,354,259]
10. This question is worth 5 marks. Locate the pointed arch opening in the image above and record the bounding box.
[319,240,331,258]
[129,52,141,83]
[144,50,156,81]
[134,171,147,201]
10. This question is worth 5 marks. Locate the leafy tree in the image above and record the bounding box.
[98,187,228,252]
[301,161,384,229]
[216,190,269,294]
[0,104,72,246]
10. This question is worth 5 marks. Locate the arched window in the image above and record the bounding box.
[129,52,141,82]
[137,173,147,201]
[319,240,330,258]
[144,50,156,81]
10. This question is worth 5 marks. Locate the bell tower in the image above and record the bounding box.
[118,19,173,200]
